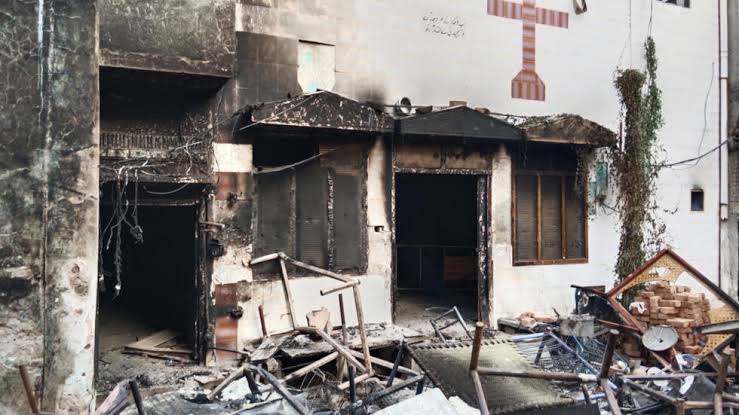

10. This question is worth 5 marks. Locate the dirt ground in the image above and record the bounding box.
[95,302,218,394]
[394,291,478,340]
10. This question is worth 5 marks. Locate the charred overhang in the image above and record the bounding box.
[395,106,524,144]
[521,114,616,147]
[240,91,394,135]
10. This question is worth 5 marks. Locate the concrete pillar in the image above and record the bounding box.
[489,144,513,324]
[0,1,99,413]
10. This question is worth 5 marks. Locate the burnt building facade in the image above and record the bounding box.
[5,1,719,413]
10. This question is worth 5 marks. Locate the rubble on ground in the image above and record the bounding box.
[86,250,739,415]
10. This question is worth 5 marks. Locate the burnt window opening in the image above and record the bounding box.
[513,145,587,265]
[97,201,200,388]
[253,143,366,276]
[395,173,479,325]
[100,66,226,138]
[691,189,704,211]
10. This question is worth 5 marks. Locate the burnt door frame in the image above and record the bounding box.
[95,187,208,371]
[390,169,491,324]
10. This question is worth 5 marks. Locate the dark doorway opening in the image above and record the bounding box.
[394,173,480,333]
[97,203,199,389]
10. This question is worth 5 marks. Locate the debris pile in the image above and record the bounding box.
[47,248,739,415]
[629,281,709,355]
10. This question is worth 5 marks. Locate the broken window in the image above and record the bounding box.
[253,142,367,275]
[513,146,586,265]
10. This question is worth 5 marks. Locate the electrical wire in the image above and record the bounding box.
[695,62,716,158]
[142,183,191,195]
[658,139,728,168]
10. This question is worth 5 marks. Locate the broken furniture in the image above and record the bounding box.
[619,349,739,414]
[467,324,620,415]
[249,252,373,378]
[208,363,310,415]
[407,327,598,414]
[430,306,473,344]
[512,328,621,391]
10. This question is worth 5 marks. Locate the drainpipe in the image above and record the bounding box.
[719,0,729,288]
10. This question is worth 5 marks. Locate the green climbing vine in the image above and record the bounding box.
[610,36,665,282]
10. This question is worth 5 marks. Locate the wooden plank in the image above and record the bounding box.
[279,257,298,329]
[601,378,622,415]
[124,330,192,357]
[250,333,290,363]
[320,280,360,296]
[338,373,372,390]
[94,380,128,415]
[126,330,180,351]
[121,349,192,362]
[306,307,331,332]
[352,285,373,375]
[297,327,366,372]
[560,175,566,258]
[347,350,419,376]
[281,253,352,283]
[282,352,340,383]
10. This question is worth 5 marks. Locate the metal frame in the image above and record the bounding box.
[430,306,473,344]
[468,325,621,415]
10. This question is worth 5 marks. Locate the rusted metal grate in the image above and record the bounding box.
[408,336,573,414]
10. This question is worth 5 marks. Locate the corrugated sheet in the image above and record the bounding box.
[255,172,292,260]
[333,173,362,269]
[296,161,328,268]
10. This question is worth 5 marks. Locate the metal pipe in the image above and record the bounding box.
[348,366,356,405]
[476,367,597,383]
[247,364,310,415]
[599,330,618,379]
[623,379,677,405]
[336,375,426,415]
[470,322,484,371]
[129,380,146,415]
[18,366,39,415]
[415,376,425,395]
[321,280,360,296]
[258,305,268,337]
[387,341,405,387]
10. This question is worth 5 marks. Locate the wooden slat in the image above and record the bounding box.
[536,174,542,260]
[560,175,566,259]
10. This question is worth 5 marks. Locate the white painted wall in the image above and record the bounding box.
[332,0,723,321]
[232,0,724,329]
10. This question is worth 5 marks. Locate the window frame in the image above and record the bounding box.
[252,142,369,277]
[512,169,588,266]
[690,189,704,212]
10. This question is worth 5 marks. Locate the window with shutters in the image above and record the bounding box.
[513,147,587,265]
[252,140,367,276]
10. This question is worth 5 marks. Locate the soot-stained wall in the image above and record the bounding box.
[0,1,99,413]
[99,0,235,77]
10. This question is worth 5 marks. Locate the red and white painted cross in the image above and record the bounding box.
[487,0,569,101]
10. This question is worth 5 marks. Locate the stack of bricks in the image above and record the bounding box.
[629,281,710,356]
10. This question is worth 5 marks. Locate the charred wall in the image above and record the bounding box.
[99,67,228,183]
[99,0,235,77]
[0,1,99,413]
